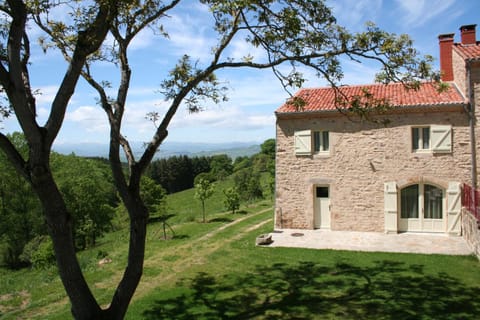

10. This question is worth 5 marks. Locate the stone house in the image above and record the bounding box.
[274,24,480,235]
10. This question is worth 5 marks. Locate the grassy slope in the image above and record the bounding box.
[1,176,480,319]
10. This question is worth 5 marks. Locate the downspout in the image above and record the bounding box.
[274,113,280,229]
[466,61,478,211]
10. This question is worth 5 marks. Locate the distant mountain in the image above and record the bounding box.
[53,141,262,159]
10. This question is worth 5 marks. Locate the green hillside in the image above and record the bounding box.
[1,169,480,319]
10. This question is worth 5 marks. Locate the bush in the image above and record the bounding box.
[21,236,56,269]
[194,172,215,185]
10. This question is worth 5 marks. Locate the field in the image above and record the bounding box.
[1,178,480,319]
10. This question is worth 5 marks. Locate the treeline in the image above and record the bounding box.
[145,139,275,196]
[145,154,228,194]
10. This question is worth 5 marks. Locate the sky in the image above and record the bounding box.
[2,0,480,148]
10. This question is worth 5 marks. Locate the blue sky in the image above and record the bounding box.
[2,0,480,147]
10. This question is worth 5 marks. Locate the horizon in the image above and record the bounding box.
[2,0,480,149]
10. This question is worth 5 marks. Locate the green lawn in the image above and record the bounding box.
[1,191,479,319]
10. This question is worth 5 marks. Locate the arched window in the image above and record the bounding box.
[400,183,443,220]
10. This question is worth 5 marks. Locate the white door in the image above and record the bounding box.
[399,183,445,232]
[314,186,331,229]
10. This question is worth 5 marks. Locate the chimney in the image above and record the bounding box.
[460,24,477,45]
[438,33,455,81]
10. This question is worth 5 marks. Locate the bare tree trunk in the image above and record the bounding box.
[30,160,102,319]
[105,198,148,319]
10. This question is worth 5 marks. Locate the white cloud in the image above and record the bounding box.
[161,5,216,62]
[130,28,157,51]
[66,106,109,134]
[33,85,59,106]
[339,58,381,85]
[394,0,455,27]
[331,0,383,29]
[171,105,275,131]
[122,99,170,136]
[226,37,266,62]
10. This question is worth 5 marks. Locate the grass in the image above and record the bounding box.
[1,180,480,319]
[163,176,236,224]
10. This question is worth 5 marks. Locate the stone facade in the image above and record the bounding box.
[461,209,480,260]
[275,108,471,232]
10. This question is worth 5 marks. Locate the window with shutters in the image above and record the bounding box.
[412,127,430,151]
[294,130,329,155]
[400,183,443,219]
[313,131,329,153]
[412,125,452,153]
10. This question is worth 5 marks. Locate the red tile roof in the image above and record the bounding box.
[276,82,466,114]
[453,42,480,61]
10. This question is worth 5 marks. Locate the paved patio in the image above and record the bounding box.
[267,229,473,255]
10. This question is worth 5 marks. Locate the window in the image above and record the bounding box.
[401,184,419,218]
[316,186,329,198]
[424,184,443,219]
[412,127,430,151]
[401,183,443,219]
[412,125,452,153]
[313,131,329,153]
[294,130,330,155]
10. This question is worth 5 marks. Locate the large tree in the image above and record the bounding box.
[0,0,436,318]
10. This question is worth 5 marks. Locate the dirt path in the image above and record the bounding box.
[197,207,273,241]
[135,207,273,300]
[16,206,273,319]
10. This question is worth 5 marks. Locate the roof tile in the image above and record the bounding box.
[276,82,466,114]
[453,42,480,60]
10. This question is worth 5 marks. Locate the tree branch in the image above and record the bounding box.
[44,1,117,147]
[0,132,29,181]
[4,0,39,141]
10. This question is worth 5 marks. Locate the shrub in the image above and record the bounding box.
[21,236,56,269]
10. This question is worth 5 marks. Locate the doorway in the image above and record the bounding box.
[314,186,331,229]
[399,183,445,232]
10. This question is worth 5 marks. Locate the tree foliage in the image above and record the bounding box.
[0,135,43,269]
[51,154,117,250]
[223,187,240,214]
[194,178,216,223]
[0,0,437,318]
[234,168,264,203]
[147,155,212,194]
[260,139,276,158]
[209,154,233,180]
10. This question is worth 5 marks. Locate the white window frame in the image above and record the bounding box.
[412,126,431,152]
[412,125,452,154]
[294,130,330,156]
[313,131,329,154]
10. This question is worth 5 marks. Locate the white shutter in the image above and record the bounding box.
[294,130,312,155]
[447,181,461,235]
[384,181,398,233]
[431,125,452,153]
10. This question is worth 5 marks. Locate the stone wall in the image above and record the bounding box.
[461,209,480,260]
[275,108,472,231]
[452,49,467,96]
